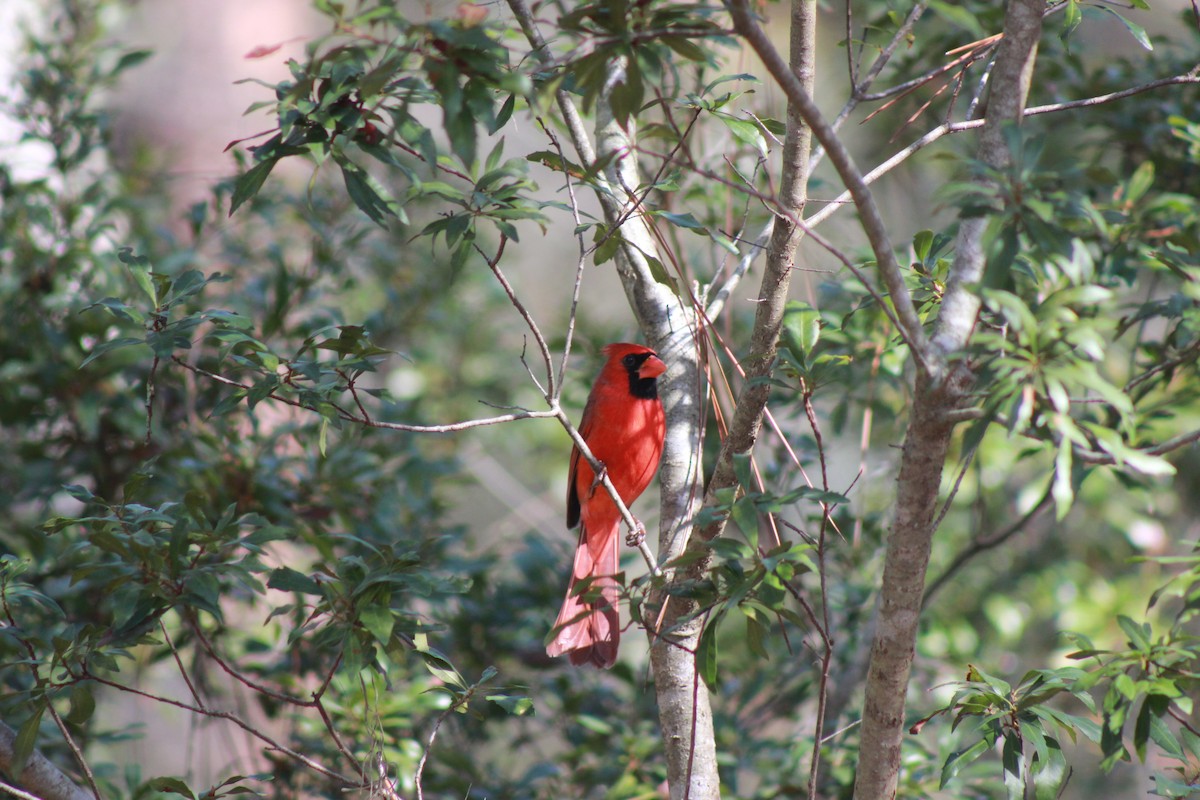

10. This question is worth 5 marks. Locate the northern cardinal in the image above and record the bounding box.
[546,343,667,668]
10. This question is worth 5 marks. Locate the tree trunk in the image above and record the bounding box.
[853,2,1047,798]
[0,721,94,800]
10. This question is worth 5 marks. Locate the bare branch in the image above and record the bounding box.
[414,703,456,800]
[81,672,355,785]
[923,489,1054,607]
[538,122,589,396]
[729,0,934,376]
[41,705,99,800]
[171,356,557,432]
[704,220,772,321]
[474,235,556,399]
[160,618,206,711]
[696,0,816,550]
[807,70,1200,230]
[0,778,50,800]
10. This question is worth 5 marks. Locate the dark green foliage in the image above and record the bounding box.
[5,1,1200,799]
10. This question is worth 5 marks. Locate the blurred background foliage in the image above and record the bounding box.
[2,0,1200,798]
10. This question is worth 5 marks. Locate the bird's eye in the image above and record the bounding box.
[622,354,638,368]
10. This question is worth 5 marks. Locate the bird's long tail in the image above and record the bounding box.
[546,523,620,668]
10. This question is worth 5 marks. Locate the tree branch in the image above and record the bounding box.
[0,721,93,800]
[931,0,1046,360]
[729,0,934,377]
[81,671,355,785]
[923,489,1054,607]
[697,0,815,544]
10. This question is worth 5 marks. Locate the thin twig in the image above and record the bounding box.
[185,614,316,707]
[816,1,930,171]
[729,0,933,375]
[553,403,663,575]
[801,388,835,800]
[173,356,557,432]
[0,780,45,800]
[806,70,1200,230]
[43,702,100,800]
[474,235,555,400]
[930,446,978,536]
[81,671,355,784]
[539,122,589,398]
[145,354,159,446]
[160,617,206,711]
[923,488,1053,607]
[414,703,457,800]
[704,220,772,321]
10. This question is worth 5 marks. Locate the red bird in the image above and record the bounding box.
[546,343,667,668]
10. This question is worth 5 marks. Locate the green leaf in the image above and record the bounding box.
[487,694,534,716]
[359,604,394,645]
[662,35,708,62]
[577,714,613,734]
[940,736,991,788]
[1126,160,1155,204]
[1032,736,1068,800]
[80,337,146,368]
[1133,693,1165,762]
[1148,710,1183,759]
[229,157,280,216]
[646,256,680,295]
[912,229,934,263]
[720,115,767,157]
[927,0,986,37]
[119,248,157,304]
[729,497,759,548]
[1059,0,1081,44]
[491,94,516,134]
[1052,439,1074,520]
[114,49,154,75]
[340,159,398,226]
[1097,7,1152,50]
[1116,614,1151,651]
[782,301,821,364]
[65,683,96,725]
[593,224,622,265]
[146,777,197,799]
[11,705,44,778]
[1002,732,1024,800]
[731,453,755,491]
[658,211,705,230]
[745,611,769,659]
[417,644,468,691]
[267,567,321,595]
[697,610,723,689]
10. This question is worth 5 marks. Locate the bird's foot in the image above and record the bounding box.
[590,462,609,492]
[625,519,647,548]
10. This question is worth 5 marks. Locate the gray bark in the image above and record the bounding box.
[505,3,715,796]
[593,59,717,800]
[697,0,816,544]
[853,3,1047,799]
[0,720,94,800]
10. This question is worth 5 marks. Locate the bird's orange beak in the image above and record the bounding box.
[639,354,667,379]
